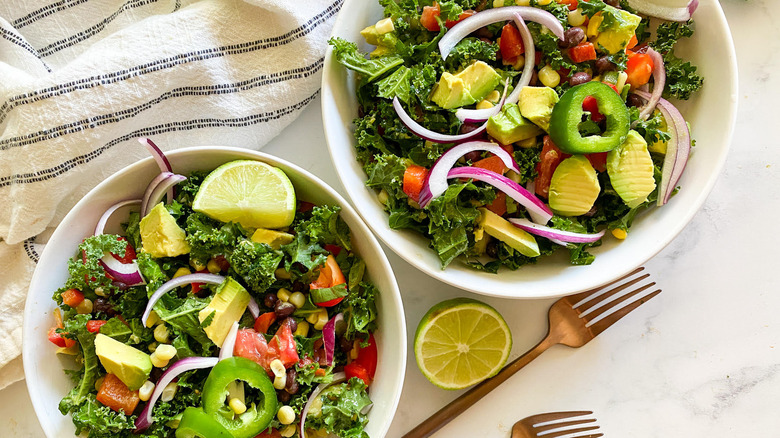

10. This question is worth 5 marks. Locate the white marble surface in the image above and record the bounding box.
[3,0,778,436]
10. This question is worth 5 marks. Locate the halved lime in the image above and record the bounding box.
[193,160,296,229]
[414,298,512,390]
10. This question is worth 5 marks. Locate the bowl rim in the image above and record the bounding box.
[22,146,407,438]
[320,0,738,299]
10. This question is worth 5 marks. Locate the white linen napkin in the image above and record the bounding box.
[0,0,343,389]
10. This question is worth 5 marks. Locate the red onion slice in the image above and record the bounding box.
[134,357,219,431]
[138,137,174,202]
[636,48,666,122]
[508,218,606,243]
[300,371,347,438]
[322,313,345,367]
[447,167,553,224]
[142,174,187,217]
[100,253,145,286]
[141,273,225,327]
[418,141,521,207]
[94,199,142,235]
[247,296,260,319]
[393,97,487,144]
[626,0,698,21]
[140,172,173,218]
[219,321,239,361]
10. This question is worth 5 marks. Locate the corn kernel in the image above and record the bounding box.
[375,17,394,34]
[616,71,629,94]
[206,258,221,274]
[536,0,552,5]
[173,267,191,278]
[150,351,170,368]
[277,405,296,425]
[160,381,178,402]
[280,425,297,437]
[94,287,106,297]
[289,292,306,309]
[306,312,319,324]
[492,0,505,7]
[513,55,526,70]
[229,398,247,415]
[314,310,329,331]
[273,374,287,390]
[294,321,310,337]
[587,14,602,38]
[155,344,177,361]
[146,310,161,328]
[538,65,560,88]
[76,298,93,314]
[568,8,586,27]
[475,100,493,110]
[139,381,155,402]
[377,189,390,205]
[514,0,531,5]
[154,324,170,343]
[275,268,292,280]
[270,359,286,378]
[277,288,291,303]
[189,259,206,271]
[612,228,628,240]
[485,90,501,103]
[94,376,105,392]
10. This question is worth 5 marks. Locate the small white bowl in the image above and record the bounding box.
[321,0,737,299]
[22,147,406,438]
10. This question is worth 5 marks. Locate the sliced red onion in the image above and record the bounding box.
[247,296,260,319]
[94,199,142,235]
[138,137,174,202]
[322,313,345,367]
[300,371,347,438]
[140,171,173,218]
[219,321,239,361]
[142,174,186,217]
[626,0,698,21]
[141,273,225,327]
[393,97,486,144]
[100,253,145,286]
[418,141,521,207]
[508,218,606,243]
[632,90,691,205]
[439,6,564,60]
[134,357,219,431]
[636,48,666,122]
[448,167,553,224]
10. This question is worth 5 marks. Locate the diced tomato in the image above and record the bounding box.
[268,319,299,369]
[486,191,508,217]
[310,255,346,290]
[61,289,84,308]
[344,362,371,386]
[535,136,570,199]
[235,329,274,372]
[499,143,514,155]
[420,3,441,32]
[585,152,608,172]
[625,53,654,89]
[499,23,524,63]
[110,237,137,264]
[353,334,378,380]
[48,327,75,348]
[605,82,619,93]
[568,42,597,63]
[473,155,507,175]
[626,34,638,50]
[253,312,277,334]
[557,0,579,11]
[534,51,542,65]
[402,164,428,203]
[86,320,107,333]
[323,244,343,257]
[445,9,474,28]
[314,297,343,307]
[582,96,605,123]
[314,368,327,377]
[96,373,140,415]
[189,268,210,295]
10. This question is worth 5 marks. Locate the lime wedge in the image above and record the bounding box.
[193,160,296,229]
[414,298,512,390]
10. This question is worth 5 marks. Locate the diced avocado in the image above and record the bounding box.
[140,202,190,258]
[251,228,294,250]
[486,103,544,145]
[198,277,250,347]
[472,233,491,256]
[94,333,152,391]
[549,156,601,216]
[586,8,642,54]
[476,208,540,257]
[518,86,559,132]
[607,130,656,208]
[431,61,501,109]
[360,25,381,46]
[370,45,394,58]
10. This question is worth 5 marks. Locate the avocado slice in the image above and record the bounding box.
[431,61,501,109]
[518,86,559,132]
[251,228,294,250]
[607,130,656,208]
[486,103,543,145]
[94,333,152,390]
[140,202,191,258]
[549,156,601,216]
[477,208,540,257]
[198,277,250,347]
[586,7,641,54]
[460,61,502,103]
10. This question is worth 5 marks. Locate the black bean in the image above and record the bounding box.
[284,317,298,333]
[93,298,117,317]
[277,390,291,403]
[626,93,645,108]
[604,0,620,7]
[285,368,299,394]
[213,255,230,271]
[263,293,278,309]
[529,70,539,86]
[594,57,617,75]
[112,281,129,291]
[291,281,305,292]
[463,150,483,163]
[632,43,649,54]
[149,367,163,383]
[558,27,585,49]
[274,301,296,318]
[473,27,493,40]
[459,123,481,135]
[486,240,500,259]
[193,286,210,299]
[569,71,592,86]
[339,337,353,352]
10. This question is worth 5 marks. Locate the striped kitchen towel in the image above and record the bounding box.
[0,0,343,389]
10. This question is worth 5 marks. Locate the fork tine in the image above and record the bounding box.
[566,267,645,305]
[539,425,600,438]
[575,273,651,313]
[581,280,656,321]
[533,418,595,433]
[570,434,603,438]
[523,411,593,424]
[589,289,662,337]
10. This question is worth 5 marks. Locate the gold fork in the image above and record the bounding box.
[403,267,660,438]
[512,411,603,438]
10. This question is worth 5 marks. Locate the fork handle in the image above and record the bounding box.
[402,336,557,438]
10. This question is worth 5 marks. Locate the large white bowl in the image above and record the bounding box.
[22,147,406,437]
[321,0,737,299]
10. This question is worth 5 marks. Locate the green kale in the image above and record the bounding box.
[62,234,127,295]
[513,146,541,184]
[338,282,378,340]
[549,216,599,265]
[649,21,702,100]
[376,65,413,104]
[409,63,441,109]
[529,23,579,72]
[364,153,407,198]
[328,37,404,83]
[154,294,213,351]
[578,0,623,31]
[652,21,695,54]
[175,170,209,208]
[353,112,394,163]
[445,37,498,70]
[305,205,353,251]
[122,211,142,250]
[185,212,247,265]
[630,106,671,145]
[306,378,372,438]
[99,317,152,345]
[228,240,284,294]
[68,395,135,438]
[532,0,570,25]
[281,232,328,276]
[135,252,167,299]
[58,315,99,415]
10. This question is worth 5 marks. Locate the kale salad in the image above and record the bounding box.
[329,0,702,272]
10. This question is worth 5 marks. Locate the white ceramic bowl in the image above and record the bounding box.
[22,147,406,437]
[321,0,737,299]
